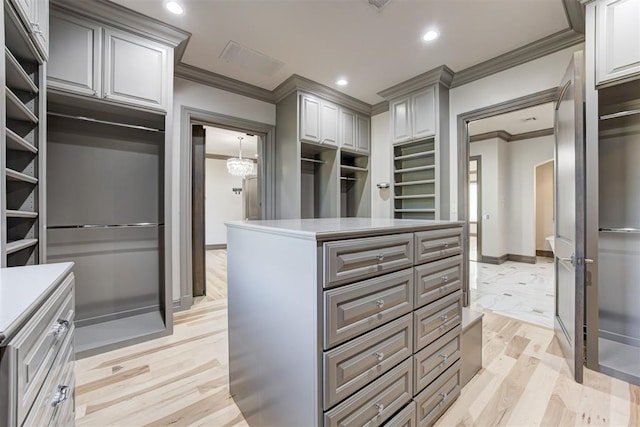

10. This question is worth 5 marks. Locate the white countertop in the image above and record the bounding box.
[0,262,74,344]
[226,218,463,241]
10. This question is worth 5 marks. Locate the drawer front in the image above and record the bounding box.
[414,291,461,352]
[23,330,75,427]
[324,233,414,288]
[415,362,461,427]
[414,255,462,309]
[324,314,413,409]
[11,273,75,425]
[413,326,461,395]
[414,228,462,265]
[324,358,413,427]
[325,269,413,349]
[383,400,416,427]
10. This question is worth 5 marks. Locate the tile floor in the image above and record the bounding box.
[469,257,555,329]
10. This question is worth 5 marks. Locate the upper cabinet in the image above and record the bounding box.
[340,109,357,150]
[356,115,370,153]
[596,0,640,86]
[47,11,170,111]
[390,87,435,144]
[10,0,49,59]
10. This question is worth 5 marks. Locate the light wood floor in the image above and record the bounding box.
[75,251,640,426]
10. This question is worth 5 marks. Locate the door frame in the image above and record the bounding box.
[468,155,482,262]
[178,106,276,311]
[457,87,559,306]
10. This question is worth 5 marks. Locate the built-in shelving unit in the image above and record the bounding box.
[340,151,370,217]
[300,142,338,219]
[2,0,46,267]
[393,137,437,219]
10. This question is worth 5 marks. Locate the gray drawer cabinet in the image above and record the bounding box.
[414,362,461,427]
[414,290,462,351]
[384,401,417,427]
[414,228,463,265]
[414,255,462,309]
[413,326,461,395]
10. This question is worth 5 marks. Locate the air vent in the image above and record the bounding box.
[219,41,285,77]
[368,0,393,10]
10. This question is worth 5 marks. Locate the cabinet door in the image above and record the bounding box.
[340,108,356,150]
[9,0,30,29]
[390,96,412,143]
[28,0,48,59]
[596,0,640,85]
[412,87,436,138]
[300,95,321,143]
[356,114,370,153]
[47,13,101,97]
[320,101,339,146]
[103,28,168,110]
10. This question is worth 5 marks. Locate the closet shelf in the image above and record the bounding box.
[6,128,38,153]
[6,168,38,184]
[5,48,38,94]
[300,157,325,164]
[394,194,435,200]
[394,179,436,187]
[6,238,38,254]
[340,165,368,172]
[6,88,38,124]
[393,137,435,148]
[394,151,435,161]
[6,210,38,219]
[599,227,640,234]
[394,165,435,174]
[394,209,436,213]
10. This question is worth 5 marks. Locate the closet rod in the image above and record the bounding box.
[47,112,164,133]
[301,157,325,164]
[599,108,640,121]
[340,177,358,181]
[599,227,640,234]
[47,222,164,230]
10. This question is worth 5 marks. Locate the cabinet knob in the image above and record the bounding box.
[373,402,384,414]
[375,299,385,308]
[51,385,70,407]
[440,314,448,321]
[376,254,385,262]
[374,351,384,361]
[442,275,449,283]
[51,319,70,338]
[438,353,448,361]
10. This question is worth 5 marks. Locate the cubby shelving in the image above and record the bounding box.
[393,137,437,219]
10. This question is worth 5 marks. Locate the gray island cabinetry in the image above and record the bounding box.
[226,218,463,427]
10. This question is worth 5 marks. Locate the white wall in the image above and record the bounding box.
[448,44,583,219]
[506,135,554,256]
[171,77,276,300]
[205,158,244,245]
[536,160,554,251]
[370,111,392,218]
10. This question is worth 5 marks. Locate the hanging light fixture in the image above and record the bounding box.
[227,136,254,177]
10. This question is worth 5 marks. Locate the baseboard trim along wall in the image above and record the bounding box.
[479,254,537,265]
[75,304,160,328]
[206,244,227,250]
[536,250,554,258]
[480,255,509,265]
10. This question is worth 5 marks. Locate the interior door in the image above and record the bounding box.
[192,125,206,297]
[553,51,586,383]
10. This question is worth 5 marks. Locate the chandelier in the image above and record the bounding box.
[227,136,253,177]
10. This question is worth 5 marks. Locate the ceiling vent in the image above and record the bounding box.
[368,0,393,10]
[219,41,285,77]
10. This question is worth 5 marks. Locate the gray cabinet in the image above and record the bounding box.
[300,94,339,146]
[595,0,640,86]
[391,88,436,144]
[48,12,101,96]
[391,96,412,143]
[340,108,356,150]
[357,114,370,153]
[320,101,339,146]
[47,11,170,111]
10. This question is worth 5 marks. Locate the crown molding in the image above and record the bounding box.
[563,0,585,34]
[272,74,373,116]
[451,28,584,88]
[371,101,389,116]
[51,0,191,47]
[469,128,554,143]
[175,63,274,103]
[377,65,455,101]
[509,128,555,141]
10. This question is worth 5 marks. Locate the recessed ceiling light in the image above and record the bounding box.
[422,30,439,42]
[165,1,184,15]
[336,78,348,86]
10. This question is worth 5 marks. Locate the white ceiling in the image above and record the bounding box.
[204,126,258,158]
[469,102,554,136]
[111,0,569,104]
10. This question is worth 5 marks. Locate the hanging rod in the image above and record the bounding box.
[47,222,164,230]
[47,112,164,133]
[599,108,640,121]
[340,177,358,181]
[599,227,640,234]
[301,157,325,164]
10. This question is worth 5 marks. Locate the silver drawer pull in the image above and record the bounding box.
[51,385,70,407]
[440,392,448,400]
[51,319,70,338]
[375,299,385,308]
[438,353,448,361]
[440,315,448,321]
[376,254,385,262]
[373,402,384,414]
[374,351,385,361]
[442,275,449,283]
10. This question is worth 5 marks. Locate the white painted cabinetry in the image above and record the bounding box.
[390,88,436,143]
[596,0,640,85]
[390,96,412,143]
[356,115,370,152]
[340,108,357,150]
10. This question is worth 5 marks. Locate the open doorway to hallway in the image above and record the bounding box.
[466,102,556,328]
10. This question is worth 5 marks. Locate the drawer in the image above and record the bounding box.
[382,400,416,427]
[414,290,461,352]
[414,255,462,309]
[23,329,75,427]
[324,314,413,409]
[325,269,413,349]
[324,358,413,427]
[414,228,462,265]
[9,273,75,425]
[415,362,461,427]
[324,233,414,288]
[413,326,461,395]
